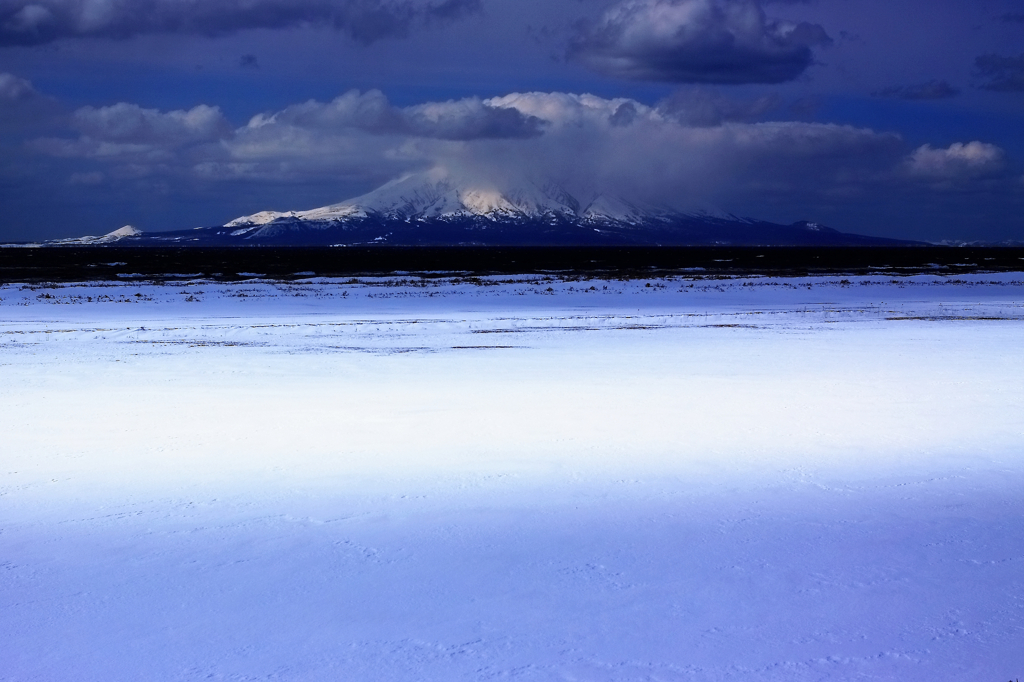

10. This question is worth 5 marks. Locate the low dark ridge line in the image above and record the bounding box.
[1,246,1024,283]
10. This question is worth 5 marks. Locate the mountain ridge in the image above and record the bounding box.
[224,171,688,227]
[13,171,926,247]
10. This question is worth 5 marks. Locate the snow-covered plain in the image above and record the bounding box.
[2,273,1023,681]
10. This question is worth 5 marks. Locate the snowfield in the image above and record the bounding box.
[2,273,1023,681]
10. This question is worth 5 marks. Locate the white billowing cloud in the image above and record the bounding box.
[0,0,480,46]
[247,89,544,140]
[906,141,1006,181]
[568,0,831,84]
[30,102,232,166]
[73,102,232,144]
[0,71,37,100]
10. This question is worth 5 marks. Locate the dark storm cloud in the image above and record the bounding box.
[655,88,778,126]
[607,101,638,126]
[873,80,959,100]
[402,100,545,140]
[0,0,480,46]
[567,0,831,84]
[974,52,1024,92]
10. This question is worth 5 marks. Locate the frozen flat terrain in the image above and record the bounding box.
[1,273,1023,681]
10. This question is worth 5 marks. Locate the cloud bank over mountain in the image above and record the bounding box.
[23,86,1015,226]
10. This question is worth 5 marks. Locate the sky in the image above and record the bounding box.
[0,0,1022,242]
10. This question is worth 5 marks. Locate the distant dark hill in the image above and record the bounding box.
[36,172,924,247]
[94,214,917,247]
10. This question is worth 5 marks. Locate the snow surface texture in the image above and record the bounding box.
[2,274,1023,681]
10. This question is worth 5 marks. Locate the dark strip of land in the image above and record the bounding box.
[1,246,1023,282]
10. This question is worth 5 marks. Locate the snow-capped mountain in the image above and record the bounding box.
[41,225,145,246]
[224,169,668,230]
[28,170,922,247]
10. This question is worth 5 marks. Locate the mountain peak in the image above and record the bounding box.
[107,225,143,238]
[43,224,145,245]
[224,170,655,226]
